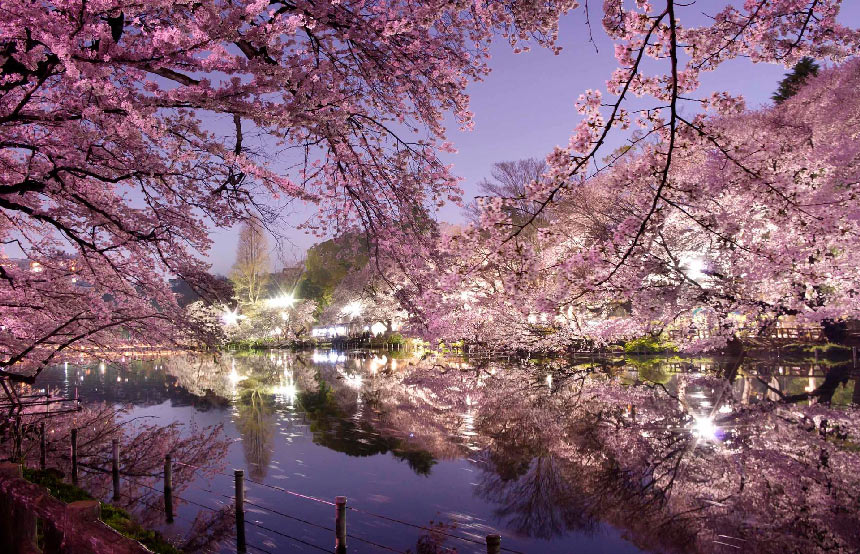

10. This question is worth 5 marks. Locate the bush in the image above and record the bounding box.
[623,335,677,354]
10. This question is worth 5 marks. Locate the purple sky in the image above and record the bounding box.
[207,4,860,275]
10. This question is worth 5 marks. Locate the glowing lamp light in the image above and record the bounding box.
[343,373,363,390]
[228,369,245,385]
[274,371,297,403]
[342,301,363,319]
[221,308,240,326]
[692,417,719,442]
[681,254,707,281]
[275,383,297,401]
[266,293,296,309]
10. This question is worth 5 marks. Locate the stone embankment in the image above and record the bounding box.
[0,463,151,554]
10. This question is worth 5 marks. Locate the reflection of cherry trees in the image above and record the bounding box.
[235,383,276,480]
[387,357,860,553]
[51,349,859,553]
[477,455,597,539]
[148,351,860,553]
[162,353,234,399]
[0,400,232,548]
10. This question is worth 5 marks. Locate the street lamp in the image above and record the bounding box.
[266,293,296,309]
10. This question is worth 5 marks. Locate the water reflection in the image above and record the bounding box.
[236,382,276,479]
[30,350,860,554]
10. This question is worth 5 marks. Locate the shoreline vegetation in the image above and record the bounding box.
[22,468,181,554]
[222,333,855,363]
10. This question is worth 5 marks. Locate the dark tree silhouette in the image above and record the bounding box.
[772,57,820,104]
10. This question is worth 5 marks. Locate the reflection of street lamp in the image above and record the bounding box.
[275,370,297,404]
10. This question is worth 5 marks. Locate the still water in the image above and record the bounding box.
[34,350,860,553]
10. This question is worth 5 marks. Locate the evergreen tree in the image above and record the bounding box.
[772,57,820,104]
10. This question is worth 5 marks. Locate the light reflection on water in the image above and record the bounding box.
[33,350,860,554]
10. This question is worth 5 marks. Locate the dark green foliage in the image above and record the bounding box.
[297,233,368,310]
[99,504,182,554]
[772,57,819,104]
[297,375,437,475]
[23,467,91,503]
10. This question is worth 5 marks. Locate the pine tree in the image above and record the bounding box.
[772,57,820,104]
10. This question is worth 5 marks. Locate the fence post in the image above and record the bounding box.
[164,455,174,523]
[486,534,501,554]
[335,496,347,553]
[235,469,246,553]
[39,422,46,470]
[70,428,78,485]
[13,416,22,462]
[111,439,120,501]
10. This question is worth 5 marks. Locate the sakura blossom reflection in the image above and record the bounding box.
[27,351,860,553]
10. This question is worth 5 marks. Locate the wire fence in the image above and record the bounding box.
[8,425,522,554]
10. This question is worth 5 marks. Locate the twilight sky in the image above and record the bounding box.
[206,4,860,275]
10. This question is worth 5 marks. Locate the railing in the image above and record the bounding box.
[12,423,519,554]
[161,460,519,554]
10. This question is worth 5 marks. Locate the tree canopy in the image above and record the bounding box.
[1,0,858,374]
[0,0,575,376]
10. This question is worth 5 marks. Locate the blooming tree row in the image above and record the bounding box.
[2,0,859,369]
[404,2,860,351]
[0,0,579,376]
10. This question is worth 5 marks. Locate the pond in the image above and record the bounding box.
[30,349,860,553]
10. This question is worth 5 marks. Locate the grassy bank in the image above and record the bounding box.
[23,468,181,554]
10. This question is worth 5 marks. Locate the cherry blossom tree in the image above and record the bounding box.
[406,1,860,352]
[0,398,231,541]
[4,0,859,374]
[0,0,583,379]
[320,263,407,334]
